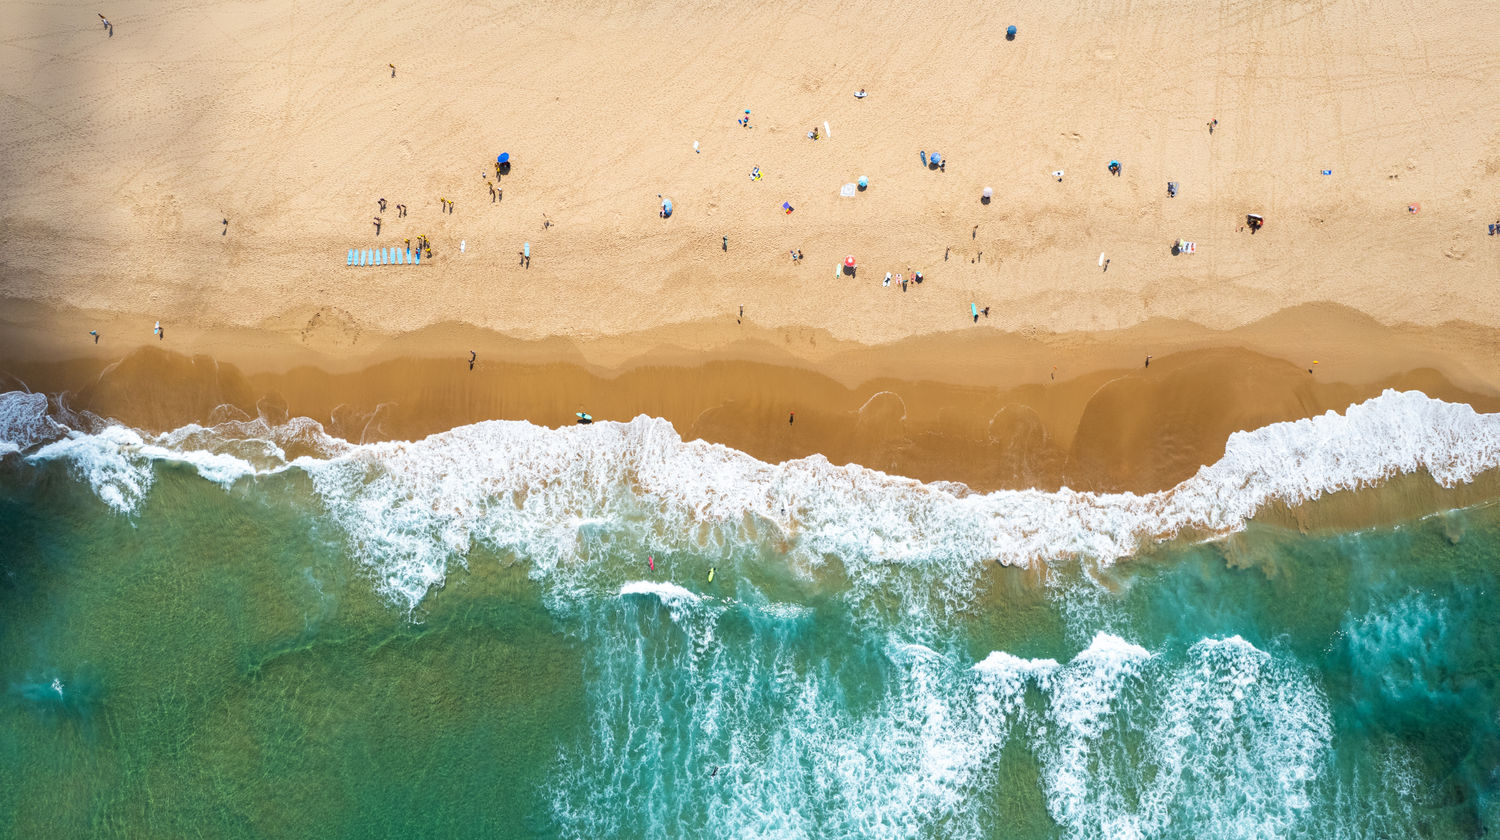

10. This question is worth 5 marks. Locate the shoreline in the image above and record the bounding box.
[5,301,1500,496]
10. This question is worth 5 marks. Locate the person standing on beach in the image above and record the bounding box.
[90,330,99,344]
[378,198,386,213]
[154,321,163,340]
[1145,355,1152,368]
[373,217,381,235]
[468,350,476,371]
[738,305,743,324]
[789,411,795,425]
[389,63,396,78]
[1207,119,1217,135]
[222,218,228,235]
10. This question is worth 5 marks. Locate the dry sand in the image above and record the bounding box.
[4,0,1500,487]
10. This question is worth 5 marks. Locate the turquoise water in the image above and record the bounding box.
[2,399,1499,837]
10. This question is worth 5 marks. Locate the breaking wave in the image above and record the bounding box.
[4,388,1499,613]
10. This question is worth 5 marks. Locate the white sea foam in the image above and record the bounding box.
[7,388,1500,611]
[0,391,68,455]
[553,595,1334,840]
[1032,634,1331,840]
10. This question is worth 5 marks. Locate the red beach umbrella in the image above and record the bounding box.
[844,255,857,268]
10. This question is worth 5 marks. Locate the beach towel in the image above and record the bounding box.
[394,248,403,265]
[413,249,420,265]
[1321,169,1333,175]
[920,151,927,167]
[347,249,355,266]
[840,183,857,197]
[1182,241,1196,253]
[524,242,531,258]
[363,249,372,266]
[884,272,892,287]
[971,303,979,319]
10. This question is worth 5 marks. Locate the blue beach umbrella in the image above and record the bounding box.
[497,153,510,164]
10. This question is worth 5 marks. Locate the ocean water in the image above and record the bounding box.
[1,388,1498,838]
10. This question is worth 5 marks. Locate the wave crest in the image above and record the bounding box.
[5,389,1499,611]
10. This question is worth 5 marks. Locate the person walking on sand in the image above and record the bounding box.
[222,218,228,235]
[373,217,381,235]
[1145,354,1152,368]
[738,305,743,324]
[389,63,396,78]
[789,411,795,425]
[154,321,163,340]
[468,350,476,371]
[1207,118,1217,135]
[378,198,386,213]
[90,330,99,344]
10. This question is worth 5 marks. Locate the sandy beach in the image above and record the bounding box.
[4,0,1500,486]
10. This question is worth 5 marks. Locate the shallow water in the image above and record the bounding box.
[2,393,1498,838]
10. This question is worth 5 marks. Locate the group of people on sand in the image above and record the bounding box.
[402,234,432,260]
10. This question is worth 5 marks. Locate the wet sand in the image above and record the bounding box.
[5,302,1499,496]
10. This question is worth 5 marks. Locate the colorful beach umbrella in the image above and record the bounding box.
[844,255,856,268]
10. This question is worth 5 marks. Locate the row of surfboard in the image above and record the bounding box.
[347,248,423,266]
